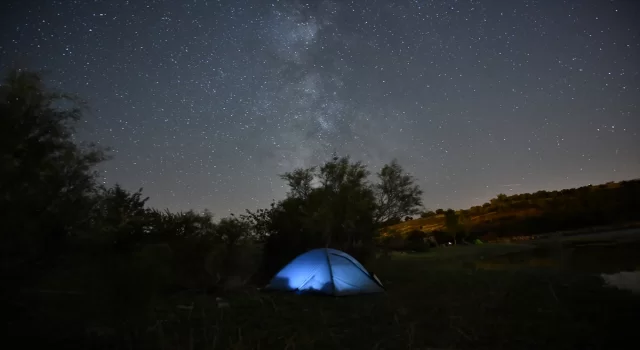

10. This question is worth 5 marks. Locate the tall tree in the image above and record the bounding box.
[444,209,460,244]
[458,211,473,243]
[374,159,423,225]
[0,69,107,271]
[253,155,378,277]
[279,167,315,199]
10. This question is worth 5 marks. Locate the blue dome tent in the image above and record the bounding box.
[265,248,385,296]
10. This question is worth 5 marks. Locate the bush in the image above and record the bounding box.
[380,230,406,251]
[405,230,429,252]
[133,243,175,288]
[420,211,436,218]
[431,230,452,245]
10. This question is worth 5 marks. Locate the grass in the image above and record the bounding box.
[6,241,640,349]
[388,243,536,262]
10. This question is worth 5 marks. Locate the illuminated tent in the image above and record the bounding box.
[265,248,385,296]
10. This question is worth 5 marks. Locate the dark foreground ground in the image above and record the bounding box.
[5,231,640,349]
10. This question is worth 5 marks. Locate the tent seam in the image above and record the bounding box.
[324,248,336,295]
[329,253,384,288]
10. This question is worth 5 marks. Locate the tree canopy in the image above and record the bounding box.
[374,159,424,225]
[245,155,425,277]
[0,69,108,271]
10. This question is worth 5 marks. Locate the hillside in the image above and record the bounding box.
[384,179,640,239]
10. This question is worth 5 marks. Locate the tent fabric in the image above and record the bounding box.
[266,248,385,296]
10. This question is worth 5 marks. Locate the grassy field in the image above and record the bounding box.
[6,239,640,349]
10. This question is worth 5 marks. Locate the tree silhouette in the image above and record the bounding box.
[279,167,315,199]
[444,209,460,244]
[374,159,423,224]
[90,184,149,250]
[0,69,107,272]
[420,210,436,218]
[250,155,424,278]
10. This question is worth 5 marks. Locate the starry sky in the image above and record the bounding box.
[1,0,639,215]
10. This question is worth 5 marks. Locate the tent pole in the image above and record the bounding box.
[324,248,336,295]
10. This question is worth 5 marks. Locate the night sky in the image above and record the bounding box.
[1,0,639,215]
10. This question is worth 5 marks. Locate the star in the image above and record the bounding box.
[1,0,638,214]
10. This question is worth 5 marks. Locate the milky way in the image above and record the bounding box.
[1,0,639,215]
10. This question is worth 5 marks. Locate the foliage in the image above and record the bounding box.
[387,178,640,240]
[374,159,423,224]
[90,184,149,250]
[458,211,473,242]
[444,209,460,244]
[420,210,436,218]
[431,230,453,245]
[210,215,257,282]
[244,155,426,278]
[147,209,218,289]
[145,208,216,242]
[14,242,640,349]
[404,230,430,252]
[376,228,432,252]
[0,69,108,273]
[251,156,381,278]
[376,228,405,252]
[470,180,640,236]
[8,68,640,350]
[280,167,315,199]
[379,216,402,228]
[1,69,426,286]
[215,215,252,247]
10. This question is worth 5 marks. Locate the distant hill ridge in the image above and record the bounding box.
[384,178,640,238]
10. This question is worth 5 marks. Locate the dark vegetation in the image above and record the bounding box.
[1,69,423,343]
[2,69,639,349]
[389,180,640,247]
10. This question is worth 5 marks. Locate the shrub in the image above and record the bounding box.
[405,230,429,252]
